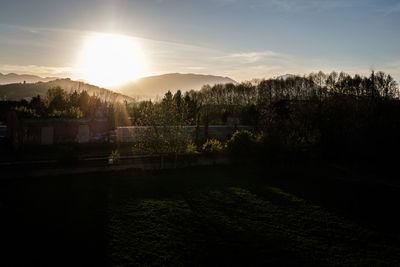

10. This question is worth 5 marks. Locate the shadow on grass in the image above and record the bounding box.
[1,163,400,266]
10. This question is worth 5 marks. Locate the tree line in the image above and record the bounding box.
[0,86,130,128]
[1,70,399,161]
[127,70,399,160]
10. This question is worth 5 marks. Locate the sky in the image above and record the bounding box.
[0,0,399,86]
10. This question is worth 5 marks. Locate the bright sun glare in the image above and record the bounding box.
[78,33,144,87]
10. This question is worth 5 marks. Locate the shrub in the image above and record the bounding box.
[186,142,198,154]
[67,106,83,119]
[49,109,63,118]
[202,139,224,153]
[109,150,121,164]
[14,106,39,118]
[49,107,83,119]
[226,130,256,155]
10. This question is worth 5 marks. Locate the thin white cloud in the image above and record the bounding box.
[270,0,355,11]
[211,0,355,12]
[140,41,295,81]
[7,23,380,84]
[218,50,287,64]
[0,64,75,78]
[0,23,301,83]
[186,66,207,70]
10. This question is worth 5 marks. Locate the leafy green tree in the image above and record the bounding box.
[14,106,40,118]
[47,86,67,111]
[69,90,80,107]
[78,90,90,115]
[202,139,224,153]
[226,130,256,155]
[29,95,46,116]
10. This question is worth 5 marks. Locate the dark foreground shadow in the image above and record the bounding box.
[1,162,400,266]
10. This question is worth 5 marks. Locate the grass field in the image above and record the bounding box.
[1,162,399,266]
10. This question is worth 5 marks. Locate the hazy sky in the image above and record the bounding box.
[0,0,399,85]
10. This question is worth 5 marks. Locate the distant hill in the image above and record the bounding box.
[113,73,237,99]
[0,72,236,101]
[0,72,58,84]
[0,78,133,102]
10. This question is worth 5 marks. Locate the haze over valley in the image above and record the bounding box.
[0,72,236,101]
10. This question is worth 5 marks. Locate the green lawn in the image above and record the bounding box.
[1,163,399,266]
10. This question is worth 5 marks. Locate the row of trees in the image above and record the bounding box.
[127,71,399,160]
[128,71,398,126]
[3,87,130,128]
[2,70,399,160]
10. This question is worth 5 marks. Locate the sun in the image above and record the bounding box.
[78,33,144,87]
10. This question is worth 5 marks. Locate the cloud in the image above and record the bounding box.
[0,24,299,82]
[211,0,355,11]
[218,50,286,64]
[283,0,356,12]
[186,66,207,70]
[138,39,294,81]
[0,64,75,78]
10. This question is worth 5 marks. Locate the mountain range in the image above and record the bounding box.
[0,72,57,85]
[0,78,133,102]
[0,72,237,101]
[112,73,237,99]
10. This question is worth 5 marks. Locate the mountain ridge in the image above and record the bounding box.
[0,72,237,101]
[0,72,58,84]
[0,78,133,102]
[113,73,237,99]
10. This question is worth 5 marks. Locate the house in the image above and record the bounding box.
[6,111,110,145]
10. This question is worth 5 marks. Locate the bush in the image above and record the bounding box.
[49,107,83,119]
[202,139,224,153]
[109,150,121,164]
[226,130,256,155]
[14,106,39,118]
[186,142,198,154]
